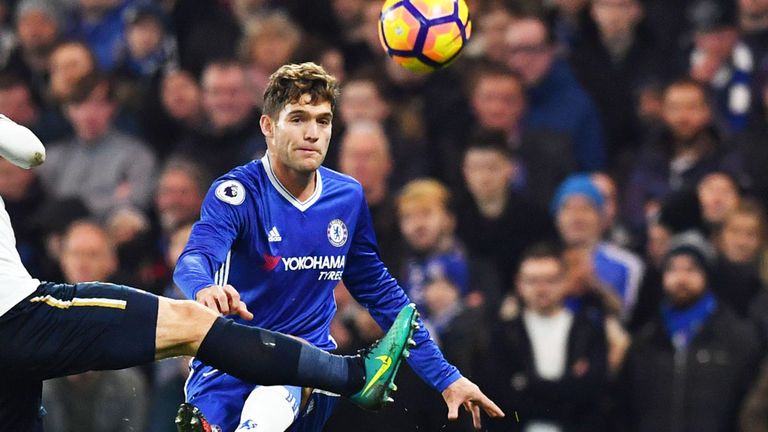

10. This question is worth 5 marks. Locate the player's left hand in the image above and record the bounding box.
[441,376,504,429]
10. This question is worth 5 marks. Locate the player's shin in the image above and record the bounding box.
[195,317,364,395]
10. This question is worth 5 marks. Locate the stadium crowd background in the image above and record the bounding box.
[2,0,768,430]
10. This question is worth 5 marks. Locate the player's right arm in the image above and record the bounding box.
[0,115,45,169]
[174,179,252,320]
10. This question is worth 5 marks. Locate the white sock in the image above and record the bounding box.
[235,385,300,431]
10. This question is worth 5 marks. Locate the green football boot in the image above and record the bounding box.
[350,303,419,410]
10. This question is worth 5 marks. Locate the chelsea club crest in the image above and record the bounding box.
[327,219,348,247]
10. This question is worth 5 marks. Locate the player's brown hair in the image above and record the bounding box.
[262,62,340,118]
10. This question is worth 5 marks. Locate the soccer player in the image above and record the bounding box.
[174,62,504,431]
[0,114,418,430]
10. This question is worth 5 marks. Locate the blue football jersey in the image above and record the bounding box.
[175,155,461,391]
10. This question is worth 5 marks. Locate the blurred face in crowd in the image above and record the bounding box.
[556,196,604,247]
[697,173,740,225]
[719,212,764,263]
[16,9,59,52]
[591,0,643,41]
[162,70,202,122]
[555,0,590,15]
[339,80,389,124]
[646,221,671,268]
[694,27,739,60]
[505,18,555,86]
[65,82,115,141]
[338,124,392,200]
[166,223,193,268]
[462,147,514,203]
[740,0,768,18]
[471,73,525,132]
[60,223,117,284]
[202,64,254,131]
[232,0,267,22]
[332,0,364,24]
[79,0,120,15]
[0,158,36,201]
[361,2,385,53]
[663,254,707,307]
[590,173,618,227]
[662,83,712,141]
[320,48,346,85]
[477,6,514,63]
[399,200,455,253]
[517,256,567,315]
[156,168,204,232]
[49,42,96,101]
[127,18,163,59]
[245,17,301,73]
[0,83,38,127]
[424,278,461,317]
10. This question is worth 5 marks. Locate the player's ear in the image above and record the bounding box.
[260,114,274,138]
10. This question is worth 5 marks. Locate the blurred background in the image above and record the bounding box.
[2,0,768,430]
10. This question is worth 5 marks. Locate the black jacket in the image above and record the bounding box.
[484,309,608,431]
[617,305,762,432]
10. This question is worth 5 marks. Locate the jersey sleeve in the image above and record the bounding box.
[173,178,249,300]
[343,192,462,392]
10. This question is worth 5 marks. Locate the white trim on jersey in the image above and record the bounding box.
[214,251,232,286]
[261,154,323,212]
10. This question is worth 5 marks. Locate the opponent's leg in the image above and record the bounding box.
[0,374,44,431]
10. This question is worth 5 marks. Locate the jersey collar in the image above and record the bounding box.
[261,154,323,212]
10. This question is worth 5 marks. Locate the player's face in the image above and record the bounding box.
[517,257,566,315]
[263,94,333,175]
[663,255,707,307]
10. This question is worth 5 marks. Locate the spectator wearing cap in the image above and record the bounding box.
[2,0,64,102]
[485,242,608,432]
[623,78,746,234]
[616,231,762,432]
[553,174,646,323]
[688,0,756,133]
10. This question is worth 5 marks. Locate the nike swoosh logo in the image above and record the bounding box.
[202,369,220,378]
[361,355,392,396]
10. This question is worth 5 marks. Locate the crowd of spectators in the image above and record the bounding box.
[2,0,768,430]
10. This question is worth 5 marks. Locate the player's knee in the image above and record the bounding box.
[156,298,218,357]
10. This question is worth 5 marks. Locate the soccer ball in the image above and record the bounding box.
[378,0,472,73]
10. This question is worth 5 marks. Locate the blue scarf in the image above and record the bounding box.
[661,291,717,349]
